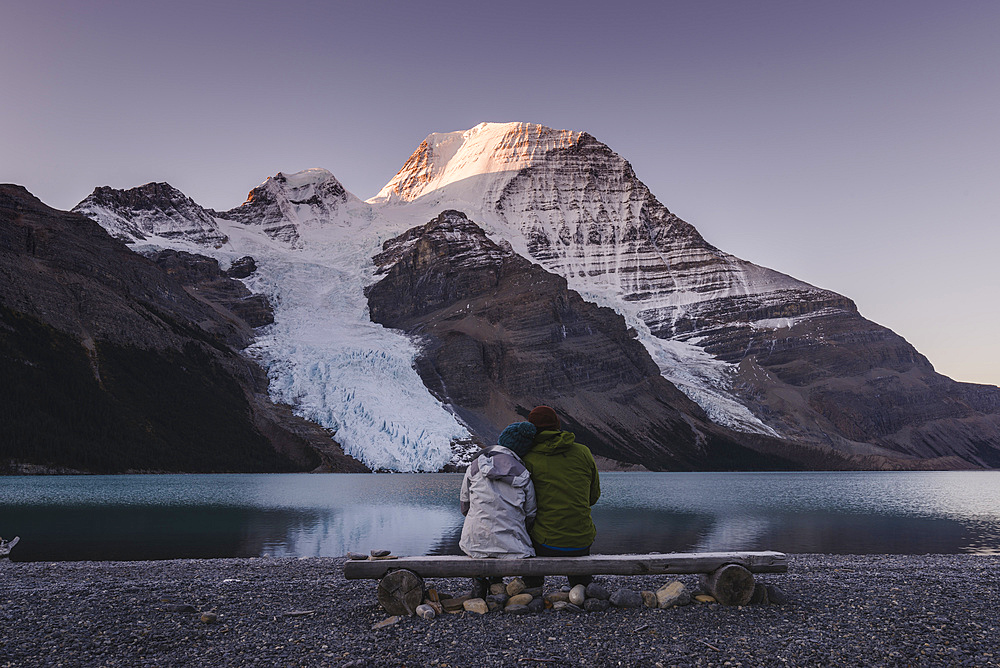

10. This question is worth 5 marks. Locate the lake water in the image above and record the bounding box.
[2,471,999,562]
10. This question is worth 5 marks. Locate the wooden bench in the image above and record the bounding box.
[344,550,788,612]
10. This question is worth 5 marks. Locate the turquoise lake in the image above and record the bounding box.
[2,471,999,561]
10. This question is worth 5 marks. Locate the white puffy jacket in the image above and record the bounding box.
[459,445,536,558]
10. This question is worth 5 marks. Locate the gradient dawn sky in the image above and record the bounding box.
[2,0,998,386]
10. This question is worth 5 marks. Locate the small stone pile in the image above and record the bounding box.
[408,577,787,620]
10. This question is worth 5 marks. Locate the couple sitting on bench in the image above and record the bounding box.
[459,405,601,597]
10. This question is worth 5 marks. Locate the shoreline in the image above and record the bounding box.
[3,554,998,666]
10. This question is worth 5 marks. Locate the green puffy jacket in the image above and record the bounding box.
[522,430,601,548]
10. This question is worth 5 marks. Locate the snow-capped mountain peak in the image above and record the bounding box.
[370,121,582,205]
[222,168,362,246]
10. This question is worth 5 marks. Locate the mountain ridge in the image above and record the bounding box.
[6,121,997,472]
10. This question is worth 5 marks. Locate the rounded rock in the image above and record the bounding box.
[569,584,586,606]
[610,589,643,609]
[584,598,610,612]
[505,604,530,615]
[505,578,527,597]
[641,591,658,608]
[507,593,533,607]
[463,598,489,615]
[416,604,436,620]
[585,583,610,601]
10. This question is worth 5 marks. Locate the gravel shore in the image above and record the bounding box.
[2,554,998,667]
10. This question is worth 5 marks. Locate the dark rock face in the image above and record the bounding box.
[148,250,274,330]
[365,210,936,471]
[0,184,366,474]
[227,256,258,279]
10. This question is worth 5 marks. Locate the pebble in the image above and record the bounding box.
[371,616,399,630]
[346,552,368,560]
[527,598,545,613]
[545,591,570,603]
[415,604,436,620]
[569,584,586,606]
[505,578,526,596]
[585,583,610,600]
[523,587,543,598]
[609,589,643,609]
[200,612,218,624]
[489,583,507,596]
[486,593,509,605]
[504,604,530,615]
[694,594,717,603]
[370,549,391,558]
[463,598,489,615]
[641,591,658,608]
[656,581,691,609]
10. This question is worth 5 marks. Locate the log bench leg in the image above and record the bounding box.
[377,569,425,616]
[699,563,755,606]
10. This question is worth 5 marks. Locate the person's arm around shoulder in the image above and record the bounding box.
[524,477,537,524]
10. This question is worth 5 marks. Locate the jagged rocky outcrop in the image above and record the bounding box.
[73,182,228,247]
[148,250,274,330]
[0,184,367,474]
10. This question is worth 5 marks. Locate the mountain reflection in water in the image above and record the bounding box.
[1,471,998,561]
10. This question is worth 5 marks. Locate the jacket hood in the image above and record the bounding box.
[475,445,527,481]
[531,430,577,455]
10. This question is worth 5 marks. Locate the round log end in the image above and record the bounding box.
[699,563,755,606]
[376,569,425,616]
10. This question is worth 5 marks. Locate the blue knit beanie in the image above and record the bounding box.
[498,421,537,457]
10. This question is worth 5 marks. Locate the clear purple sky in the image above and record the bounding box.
[2,1,998,385]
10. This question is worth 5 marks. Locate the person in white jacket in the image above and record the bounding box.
[459,421,537,595]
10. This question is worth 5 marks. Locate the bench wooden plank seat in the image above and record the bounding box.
[343,550,787,580]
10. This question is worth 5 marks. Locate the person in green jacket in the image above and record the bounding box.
[521,405,601,588]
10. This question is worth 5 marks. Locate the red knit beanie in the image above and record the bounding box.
[528,405,560,431]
